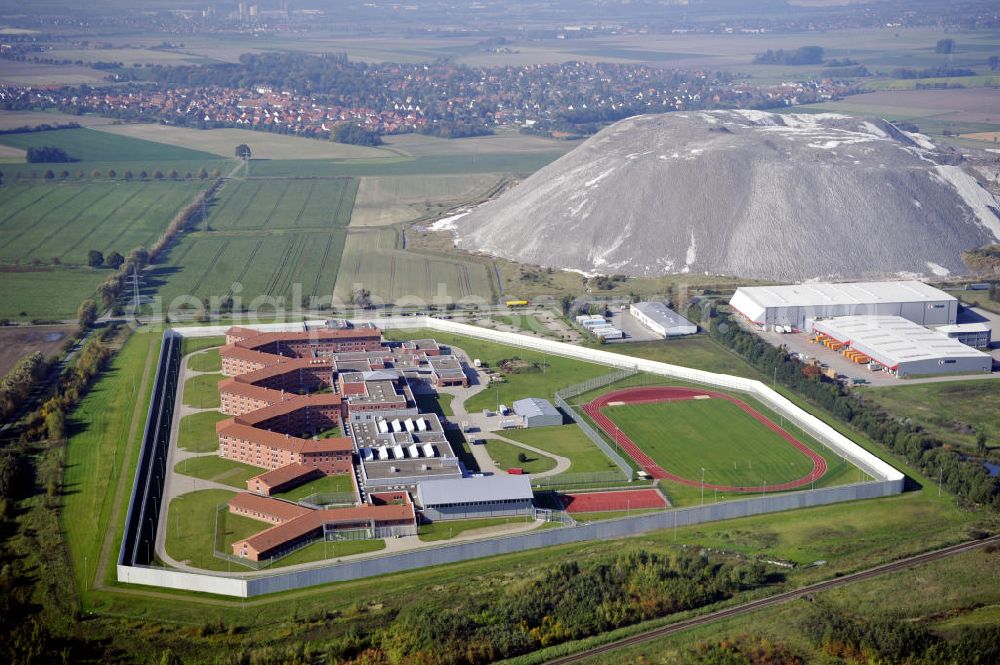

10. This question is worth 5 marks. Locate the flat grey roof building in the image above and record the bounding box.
[812,316,992,378]
[730,280,957,329]
[629,302,697,337]
[416,475,534,508]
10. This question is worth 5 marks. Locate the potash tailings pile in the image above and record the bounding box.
[452,110,1000,281]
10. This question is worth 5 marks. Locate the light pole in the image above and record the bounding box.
[700,467,705,505]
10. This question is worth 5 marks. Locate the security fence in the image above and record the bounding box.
[530,470,630,490]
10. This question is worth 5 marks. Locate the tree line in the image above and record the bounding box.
[303,548,770,665]
[707,308,1000,511]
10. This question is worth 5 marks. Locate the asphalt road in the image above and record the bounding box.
[544,535,1000,665]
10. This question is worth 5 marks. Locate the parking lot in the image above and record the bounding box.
[606,309,663,343]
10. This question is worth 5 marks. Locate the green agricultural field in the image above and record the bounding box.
[382,328,610,413]
[275,473,355,501]
[0,266,106,320]
[177,410,228,453]
[0,127,218,162]
[0,180,207,265]
[862,380,1000,456]
[603,398,815,487]
[351,173,504,226]
[205,178,357,231]
[0,178,213,320]
[334,227,498,303]
[187,348,221,372]
[173,455,265,489]
[501,425,619,475]
[418,516,533,542]
[182,373,223,408]
[484,438,558,474]
[151,179,355,307]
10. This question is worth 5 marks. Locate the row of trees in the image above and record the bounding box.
[707,308,1000,511]
[0,167,222,184]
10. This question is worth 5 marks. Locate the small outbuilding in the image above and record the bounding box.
[512,397,562,428]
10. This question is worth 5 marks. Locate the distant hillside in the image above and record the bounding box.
[453,111,1000,281]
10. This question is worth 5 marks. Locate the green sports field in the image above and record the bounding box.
[603,398,815,487]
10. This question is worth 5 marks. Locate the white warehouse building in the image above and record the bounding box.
[729,280,957,331]
[629,302,698,337]
[812,316,992,378]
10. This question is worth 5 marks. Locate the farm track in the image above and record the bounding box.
[257,179,292,230]
[288,181,316,228]
[311,233,335,295]
[544,536,1000,665]
[228,239,264,296]
[188,242,229,297]
[226,181,265,230]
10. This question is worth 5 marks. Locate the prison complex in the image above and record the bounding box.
[212,322,536,562]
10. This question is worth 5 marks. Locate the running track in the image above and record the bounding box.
[562,489,668,513]
[582,387,827,493]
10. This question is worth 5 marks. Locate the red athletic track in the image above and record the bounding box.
[562,489,668,513]
[582,387,827,493]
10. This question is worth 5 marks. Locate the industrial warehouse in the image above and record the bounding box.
[727,279,997,379]
[211,322,540,562]
[811,316,992,378]
[729,280,958,330]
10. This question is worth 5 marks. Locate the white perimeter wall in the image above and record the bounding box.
[118,317,904,597]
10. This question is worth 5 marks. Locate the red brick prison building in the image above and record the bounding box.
[221,324,382,376]
[228,492,417,562]
[213,323,468,501]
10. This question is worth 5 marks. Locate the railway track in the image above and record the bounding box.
[544,535,999,665]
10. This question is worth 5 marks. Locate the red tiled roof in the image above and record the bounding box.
[235,500,414,556]
[233,393,343,427]
[248,463,323,490]
[228,493,313,523]
[217,420,353,454]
